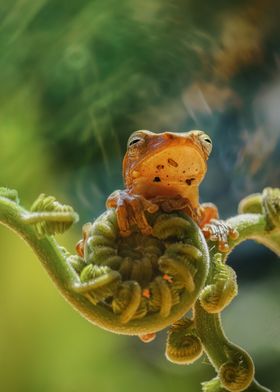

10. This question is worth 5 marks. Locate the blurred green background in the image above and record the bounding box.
[0,1,280,391]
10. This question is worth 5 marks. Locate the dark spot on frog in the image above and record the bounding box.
[167,158,178,167]
[185,178,195,185]
[153,176,161,182]
[156,164,164,170]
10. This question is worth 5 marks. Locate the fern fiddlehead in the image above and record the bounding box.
[166,317,203,365]
[0,186,279,391]
[199,253,238,314]
[70,210,209,334]
[22,193,79,236]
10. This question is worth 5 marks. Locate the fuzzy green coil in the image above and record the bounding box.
[70,209,209,334]
[0,186,279,392]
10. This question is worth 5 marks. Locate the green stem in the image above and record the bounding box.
[0,195,131,333]
[0,196,77,287]
[195,302,271,391]
[226,213,280,258]
[195,212,279,391]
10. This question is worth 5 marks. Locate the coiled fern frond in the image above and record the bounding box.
[22,194,79,237]
[262,187,280,229]
[199,253,238,313]
[71,209,209,334]
[166,317,203,365]
[218,347,255,392]
[0,187,19,203]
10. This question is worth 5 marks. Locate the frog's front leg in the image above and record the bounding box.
[106,190,159,237]
[199,203,239,252]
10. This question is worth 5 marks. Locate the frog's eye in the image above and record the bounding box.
[199,133,212,156]
[127,133,145,149]
[128,137,142,147]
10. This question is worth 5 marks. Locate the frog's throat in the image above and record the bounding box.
[128,181,200,210]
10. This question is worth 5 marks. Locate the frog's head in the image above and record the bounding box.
[123,130,212,197]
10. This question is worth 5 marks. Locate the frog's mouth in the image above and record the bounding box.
[130,145,207,194]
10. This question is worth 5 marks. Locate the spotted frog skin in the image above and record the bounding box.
[106,130,238,252]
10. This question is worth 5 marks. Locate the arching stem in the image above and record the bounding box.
[195,206,280,390]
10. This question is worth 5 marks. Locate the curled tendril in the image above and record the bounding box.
[112,281,143,323]
[238,187,280,231]
[199,253,238,313]
[22,194,79,237]
[262,188,280,229]
[159,243,201,292]
[218,347,255,392]
[166,317,203,365]
[72,209,209,333]
[68,255,85,274]
[0,187,19,203]
[152,214,191,239]
[148,277,174,318]
[77,264,120,305]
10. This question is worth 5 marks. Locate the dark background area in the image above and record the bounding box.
[0,1,280,391]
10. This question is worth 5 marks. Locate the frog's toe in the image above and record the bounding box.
[218,241,230,253]
[128,197,154,236]
[140,224,153,236]
[120,228,132,237]
[202,220,238,253]
[228,227,239,240]
[116,202,131,237]
[142,198,159,214]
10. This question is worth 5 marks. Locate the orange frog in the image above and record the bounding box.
[106,130,238,252]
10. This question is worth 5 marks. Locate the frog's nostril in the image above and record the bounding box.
[168,158,178,167]
[153,177,161,182]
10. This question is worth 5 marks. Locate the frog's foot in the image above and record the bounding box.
[202,219,239,252]
[106,190,159,237]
